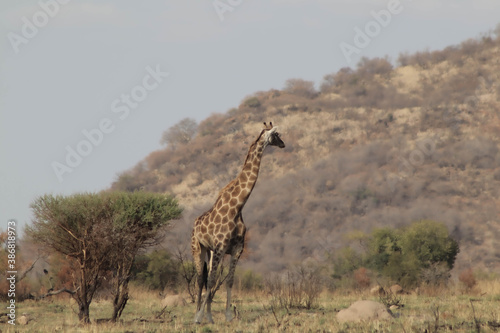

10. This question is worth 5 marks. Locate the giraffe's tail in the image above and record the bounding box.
[203,261,208,290]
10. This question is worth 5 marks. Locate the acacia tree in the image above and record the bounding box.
[26,191,182,323]
[107,191,182,321]
[27,193,112,323]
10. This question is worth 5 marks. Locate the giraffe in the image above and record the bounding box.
[191,122,285,324]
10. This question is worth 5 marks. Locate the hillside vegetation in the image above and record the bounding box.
[111,32,500,275]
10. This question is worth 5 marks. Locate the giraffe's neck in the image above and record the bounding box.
[232,134,267,208]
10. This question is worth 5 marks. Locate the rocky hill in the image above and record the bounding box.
[111,33,500,274]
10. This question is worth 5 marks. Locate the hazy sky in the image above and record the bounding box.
[1,0,499,234]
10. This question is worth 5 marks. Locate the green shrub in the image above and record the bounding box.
[237,269,263,291]
[332,220,459,289]
[400,220,459,270]
[332,246,363,279]
[132,250,179,291]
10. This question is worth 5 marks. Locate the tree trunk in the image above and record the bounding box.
[78,299,91,324]
[78,260,90,324]
[111,279,129,322]
[111,259,134,322]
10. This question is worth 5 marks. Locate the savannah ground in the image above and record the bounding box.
[4,280,500,333]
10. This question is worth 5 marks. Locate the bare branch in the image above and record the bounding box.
[17,257,40,282]
[38,287,80,299]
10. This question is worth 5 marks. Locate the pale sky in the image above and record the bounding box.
[1,0,499,234]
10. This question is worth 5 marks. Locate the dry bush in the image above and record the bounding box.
[322,66,415,109]
[160,118,197,148]
[145,150,170,170]
[458,268,477,291]
[283,78,317,99]
[397,52,412,67]
[435,137,499,171]
[265,264,323,310]
[320,67,356,94]
[420,263,451,287]
[379,289,404,308]
[353,267,371,289]
[408,50,433,68]
[357,56,393,77]
[243,97,261,108]
[197,112,227,137]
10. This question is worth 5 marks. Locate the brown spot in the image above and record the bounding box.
[240,173,247,183]
[203,234,210,243]
[220,204,229,216]
[220,225,228,234]
[238,191,247,202]
[208,223,215,233]
[229,208,237,217]
[230,198,238,207]
[252,167,259,174]
[231,186,241,197]
[217,233,224,241]
[214,214,222,223]
[249,174,257,181]
[201,225,207,233]
[228,222,236,229]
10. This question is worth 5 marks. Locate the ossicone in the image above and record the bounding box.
[263,122,273,130]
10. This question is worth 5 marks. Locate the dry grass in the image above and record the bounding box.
[5,280,500,333]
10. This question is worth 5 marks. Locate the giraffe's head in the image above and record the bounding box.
[262,122,285,148]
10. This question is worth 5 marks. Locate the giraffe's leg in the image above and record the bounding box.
[196,250,222,324]
[204,250,214,324]
[225,244,244,322]
[205,294,214,324]
[192,238,207,323]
